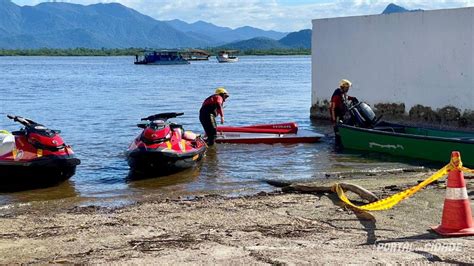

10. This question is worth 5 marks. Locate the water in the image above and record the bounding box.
[0,56,417,206]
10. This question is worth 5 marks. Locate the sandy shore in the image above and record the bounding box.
[0,172,473,264]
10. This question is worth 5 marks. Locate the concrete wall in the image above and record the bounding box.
[311,7,474,127]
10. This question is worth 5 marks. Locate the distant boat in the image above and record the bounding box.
[181,49,210,61]
[216,50,239,63]
[134,50,189,65]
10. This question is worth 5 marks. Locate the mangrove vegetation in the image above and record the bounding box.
[0,48,310,56]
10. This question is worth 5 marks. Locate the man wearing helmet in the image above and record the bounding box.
[330,79,357,145]
[330,79,358,125]
[199,87,229,145]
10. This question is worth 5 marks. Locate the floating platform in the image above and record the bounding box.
[216,123,324,144]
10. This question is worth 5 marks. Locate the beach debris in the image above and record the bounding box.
[266,180,379,203]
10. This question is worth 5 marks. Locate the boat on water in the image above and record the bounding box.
[337,102,474,166]
[0,115,80,191]
[216,122,324,144]
[181,49,210,61]
[216,50,239,63]
[134,50,190,65]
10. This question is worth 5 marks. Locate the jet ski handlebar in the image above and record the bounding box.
[141,112,184,121]
[7,115,37,127]
[6,115,61,133]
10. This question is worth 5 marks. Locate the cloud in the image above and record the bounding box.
[10,0,474,31]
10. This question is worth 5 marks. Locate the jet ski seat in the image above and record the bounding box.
[170,123,189,140]
[0,130,15,156]
[183,131,197,141]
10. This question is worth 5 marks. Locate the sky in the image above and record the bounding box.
[10,0,474,32]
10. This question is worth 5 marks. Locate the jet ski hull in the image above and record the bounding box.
[127,147,206,175]
[0,156,80,191]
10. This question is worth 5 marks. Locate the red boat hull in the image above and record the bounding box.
[216,123,323,144]
[217,122,298,134]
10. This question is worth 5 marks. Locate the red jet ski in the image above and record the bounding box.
[126,112,207,176]
[216,122,324,144]
[0,115,80,191]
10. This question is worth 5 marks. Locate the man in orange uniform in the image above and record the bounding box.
[199,87,229,145]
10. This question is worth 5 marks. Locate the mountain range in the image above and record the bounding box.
[165,19,287,45]
[0,0,201,48]
[0,0,297,49]
[0,1,419,50]
[220,29,311,50]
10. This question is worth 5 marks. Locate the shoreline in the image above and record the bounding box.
[1,171,473,264]
[0,54,310,57]
[0,49,310,57]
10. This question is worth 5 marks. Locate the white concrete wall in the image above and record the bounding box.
[312,7,474,112]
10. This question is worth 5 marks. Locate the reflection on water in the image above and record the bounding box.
[128,167,201,191]
[0,180,77,205]
[0,56,425,206]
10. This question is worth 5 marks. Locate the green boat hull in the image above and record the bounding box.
[338,122,474,167]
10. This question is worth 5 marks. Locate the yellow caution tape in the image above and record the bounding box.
[461,167,474,175]
[334,155,474,211]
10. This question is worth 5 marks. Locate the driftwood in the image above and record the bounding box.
[266,180,379,203]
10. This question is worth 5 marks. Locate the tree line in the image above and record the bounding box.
[0,47,310,56]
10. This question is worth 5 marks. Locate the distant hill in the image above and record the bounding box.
[0,1,209,48]
[165,19,288,44]
[165,19,232,36]
[218,37,287,50]
[0,0,290,49]
[279,29,311,48]
[220,29,311,50]
[382,3,423,14]
[231,26,287,41]
[0,0,21,36]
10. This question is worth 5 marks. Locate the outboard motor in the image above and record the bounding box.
[347,102,379,128]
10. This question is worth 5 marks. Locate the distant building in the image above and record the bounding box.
[311,7,474,127]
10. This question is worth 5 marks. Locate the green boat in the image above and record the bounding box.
[338,121,474,167]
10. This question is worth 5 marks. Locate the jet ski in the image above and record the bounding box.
[0,115,80,191]
[126,112,207,176]
[216,122,324,144]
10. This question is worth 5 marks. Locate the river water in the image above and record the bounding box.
[0,56,416,206]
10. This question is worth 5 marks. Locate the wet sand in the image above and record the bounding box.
[0,171,473,264]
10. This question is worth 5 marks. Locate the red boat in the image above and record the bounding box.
[126,112,207,177]
[0,115,80,191]
[216,122,324,144]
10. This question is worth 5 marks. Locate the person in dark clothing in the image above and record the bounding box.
[330,79,357,145]
[330,79,359,125]
[199,87,229,145]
